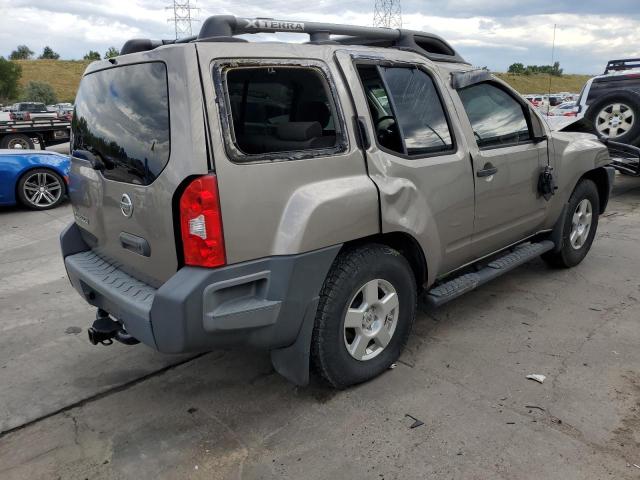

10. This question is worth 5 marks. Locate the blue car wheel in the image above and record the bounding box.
[17,168,65,209]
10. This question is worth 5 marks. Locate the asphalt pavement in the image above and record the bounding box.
[0,175,639,479]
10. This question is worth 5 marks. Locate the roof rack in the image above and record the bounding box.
[604,58,640,74]
[121,15,467,64]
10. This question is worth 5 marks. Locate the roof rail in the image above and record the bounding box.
[120,15,467,64]
[604,58,640,74]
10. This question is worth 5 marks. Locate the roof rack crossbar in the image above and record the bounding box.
[198,16,401,42]
[120,15,467,64]
[604,58,640,74]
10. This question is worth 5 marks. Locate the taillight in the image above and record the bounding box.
[179,174,226,268]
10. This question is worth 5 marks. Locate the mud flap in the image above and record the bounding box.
[270,297,320,386]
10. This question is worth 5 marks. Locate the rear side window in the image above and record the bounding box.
[357,65,454,156]
[458,83,530,149]
[218,64,346,162]
[72,62,170,185]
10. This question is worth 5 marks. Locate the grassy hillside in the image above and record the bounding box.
[16,59,90,103]
[494,73,590,95]
[13,60,591,103]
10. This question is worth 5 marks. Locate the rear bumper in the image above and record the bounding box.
[61,222,339,353]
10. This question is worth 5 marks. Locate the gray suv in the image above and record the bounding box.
[61,16,615,388]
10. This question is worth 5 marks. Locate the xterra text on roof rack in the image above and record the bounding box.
[60,16,614,388]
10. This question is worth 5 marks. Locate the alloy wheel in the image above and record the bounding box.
[343,278,399,361]
[595,103,635,138]
[22,171,63,208]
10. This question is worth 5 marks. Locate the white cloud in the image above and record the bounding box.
[0,0,639,74]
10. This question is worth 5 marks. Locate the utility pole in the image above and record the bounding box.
[373,0,402,29]
[166,0,198,39]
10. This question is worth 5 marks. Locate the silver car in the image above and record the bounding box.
[61,16,614,388]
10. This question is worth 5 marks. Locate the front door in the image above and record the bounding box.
[453,82,549,258]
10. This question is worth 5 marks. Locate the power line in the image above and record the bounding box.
[373,0,402,29]
[166,0,199,39]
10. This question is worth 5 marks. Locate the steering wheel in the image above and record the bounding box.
[374,115,401,150]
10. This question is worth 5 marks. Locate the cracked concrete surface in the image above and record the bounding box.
[0,175,639,479]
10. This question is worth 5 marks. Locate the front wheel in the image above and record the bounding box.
[311,244,417,389]
[543,179,600,268]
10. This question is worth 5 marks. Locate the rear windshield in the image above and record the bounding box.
[71,62,170,185]
[20,103,46,112]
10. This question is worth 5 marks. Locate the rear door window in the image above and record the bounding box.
[217,63,346,162]
[357,64,454,156]
[72,62,170,185]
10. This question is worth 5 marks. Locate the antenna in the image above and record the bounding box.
[373,0,402,29]
[546,23,557,115]
[166,0,199,39]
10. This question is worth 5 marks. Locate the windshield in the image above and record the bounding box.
[71,62,170,185]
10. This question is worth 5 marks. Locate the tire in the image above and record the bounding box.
[311,244,417,389]
[17,168,66,210]
[543,179,599,268]
[585,91,640,145]
[1,134,35,150]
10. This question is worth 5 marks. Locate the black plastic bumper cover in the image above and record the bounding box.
[60,222,340,383]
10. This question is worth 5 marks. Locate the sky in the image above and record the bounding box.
[0,0,639,74]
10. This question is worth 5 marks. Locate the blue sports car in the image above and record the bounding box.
[0,149,70,209]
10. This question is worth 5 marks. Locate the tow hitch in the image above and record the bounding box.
[88,309,140,346]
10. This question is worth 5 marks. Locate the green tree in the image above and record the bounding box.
[21,81,57,104]
[9,45,34,60]
[0,57,22,102]
[84,50,101,61]
[38,46,60,60]
[104,47,120,59]
[507,62,526,74]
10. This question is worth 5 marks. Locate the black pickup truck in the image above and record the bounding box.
[562,58,640,176]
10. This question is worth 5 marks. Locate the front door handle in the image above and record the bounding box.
[477,163,498,177]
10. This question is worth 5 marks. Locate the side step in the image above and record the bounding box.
[425,240,555,308]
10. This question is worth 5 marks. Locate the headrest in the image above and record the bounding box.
[276,122,322,141]
[297,101,331,128]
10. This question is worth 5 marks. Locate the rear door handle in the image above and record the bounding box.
[119,232,151,257]
[477,163,498,177]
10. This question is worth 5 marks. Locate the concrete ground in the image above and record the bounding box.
[0,175,639,479]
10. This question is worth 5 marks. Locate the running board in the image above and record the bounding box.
[425,240,555,308]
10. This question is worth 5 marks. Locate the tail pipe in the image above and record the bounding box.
[88,309,140,346]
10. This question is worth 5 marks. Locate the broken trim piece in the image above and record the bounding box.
[450,69,492,90]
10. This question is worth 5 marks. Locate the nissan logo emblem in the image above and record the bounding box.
[120,193,133,218]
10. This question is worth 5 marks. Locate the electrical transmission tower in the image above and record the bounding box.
[166,0,199,39]
[373,0,402,29]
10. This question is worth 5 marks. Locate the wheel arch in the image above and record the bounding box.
[579,167,612,214]
[342,231,428,288]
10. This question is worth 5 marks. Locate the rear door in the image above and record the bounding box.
[452,81,549,258]
[335,50,476,280]
[196,43,379,265]
[68,46,210,287]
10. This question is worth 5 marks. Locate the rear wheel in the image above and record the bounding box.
[311,244,417,389]
[1,134,35,150]
[543,179,599,268]
[17,168,65,210]
[586,92,640,145]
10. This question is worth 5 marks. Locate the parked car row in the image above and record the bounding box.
[1,102,74,122]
